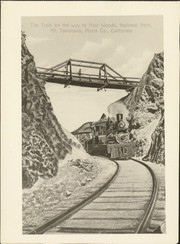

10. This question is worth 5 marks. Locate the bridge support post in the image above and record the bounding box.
[97,64,109,91]
[99,65,103,78]
[64,60,72,88]
[65,63,68,79]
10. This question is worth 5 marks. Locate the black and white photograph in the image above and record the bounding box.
[1,2,179,244]
[22,16,165,234]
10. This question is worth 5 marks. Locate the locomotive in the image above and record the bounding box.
[85,114,136,160]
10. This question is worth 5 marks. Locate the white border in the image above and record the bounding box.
[1,2,179,244]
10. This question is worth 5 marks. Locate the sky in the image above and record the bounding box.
[22,16,163,131]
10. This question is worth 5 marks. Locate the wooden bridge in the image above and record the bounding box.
[37,59,140,91]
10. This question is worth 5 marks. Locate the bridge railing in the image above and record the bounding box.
[36,59,140,90]
[37,67,140,82]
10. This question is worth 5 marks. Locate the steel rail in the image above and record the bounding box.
[57,158,158,234]
[130,158,159,233]
[28,159,120,234]
[27,158,157,234]
[58,158,158,234]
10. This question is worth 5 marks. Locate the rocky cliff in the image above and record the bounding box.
[22,32,90,189]
[108,53,164,164]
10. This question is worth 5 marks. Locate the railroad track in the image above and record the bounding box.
[29,158,158,234]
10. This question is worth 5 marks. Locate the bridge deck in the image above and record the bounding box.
[37,59,140,91]
[37,72,139,91]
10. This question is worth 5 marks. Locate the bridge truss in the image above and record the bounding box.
[37,59,140,91]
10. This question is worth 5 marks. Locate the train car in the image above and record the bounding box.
[87,139,136,160]
[107,142,136,159]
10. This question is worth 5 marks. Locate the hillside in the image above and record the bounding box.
[22,31,97,189]
[108,53,164,164]
[22,32,113,231]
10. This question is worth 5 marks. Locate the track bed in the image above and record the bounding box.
[47,159,157,234]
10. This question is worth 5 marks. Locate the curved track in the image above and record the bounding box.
[29,158,158,234]
[29,160,120,234]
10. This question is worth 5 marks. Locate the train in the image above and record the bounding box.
[87,140,135,160]
[84,113,136,160]
[86,135,136,160]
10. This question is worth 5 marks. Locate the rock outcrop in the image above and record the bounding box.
[143,113,164,163]
[22,32,81,188]
[108,52,165,164]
